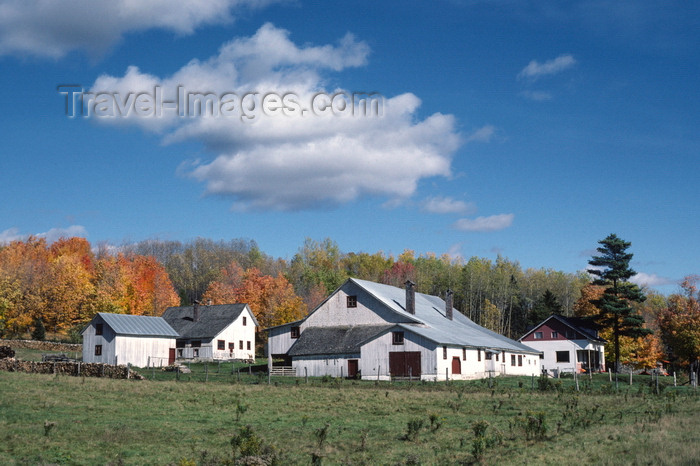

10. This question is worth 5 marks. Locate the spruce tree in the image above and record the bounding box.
[31,318,46,341]
[588,234,650,372]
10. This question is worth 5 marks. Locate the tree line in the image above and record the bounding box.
[0,235,697,371]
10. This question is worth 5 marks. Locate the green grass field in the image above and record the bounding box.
[0,371,697,465]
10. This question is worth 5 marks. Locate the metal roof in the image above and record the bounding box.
[348,278,540,354]
[95,313,179,337]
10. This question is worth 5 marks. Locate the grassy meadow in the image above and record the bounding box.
[0,370,698,465]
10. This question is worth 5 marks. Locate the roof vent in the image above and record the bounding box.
[405,280,415,315]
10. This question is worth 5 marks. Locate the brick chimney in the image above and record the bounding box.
[445,289,453,320]
[405,280,415,315]
[193,300,200,322]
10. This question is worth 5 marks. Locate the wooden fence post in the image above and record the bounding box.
[305,366,308,384]
[629,371,632,386]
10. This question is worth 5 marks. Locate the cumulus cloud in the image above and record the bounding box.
[0,225,87,244]
[421,197,476,215]
[88,24,461,211]
[630,272,674,288]
[453,214,514,232]
[518,54,576,80]
[0,0,274,59]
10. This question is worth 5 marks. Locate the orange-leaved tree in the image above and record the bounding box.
[203,264,307,328]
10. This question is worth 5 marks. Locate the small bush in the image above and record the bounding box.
[404,418,424,441]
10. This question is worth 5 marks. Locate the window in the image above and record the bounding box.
[556,351,570,363]
[290,326,300,339]
[392,331,404,345]
[511,355,516,366]
[539,353,544,359]
[443,346,447,360]
[229,342,235,352]
[176,340,185,348]
[191,340,201,348]
[243,316,247,326]
[217,340,225,350]
[193,348,199,358]
[95,323,103,336]
[239,340,243,350]
[551,331,558,339]
[495,353,499,362]
[462,348,467,361]
[534,331,543,339]
[518,355,523,366]
[485,352,492,360]
[477,350,481,362]
[94,344,102,356]
[247,341,251,350]
[177,349,183,357]
[347,295,357,308]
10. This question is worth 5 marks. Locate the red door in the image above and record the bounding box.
[168,348,176,365]
[452,357,461,375]
[347,359,359,378]
[389,352,422,377]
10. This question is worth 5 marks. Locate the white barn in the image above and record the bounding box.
[162,303,258,361]
[268,279,540,381]
[81,313,178,367]
[519,314,606,376]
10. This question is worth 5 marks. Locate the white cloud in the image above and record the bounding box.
[465,125,496,143]
[630,272,674,288]
[0,227,22,243]
[88,24,462,211]
[453,213,514,232]
[518,54,576,80]
[446,242,464,261]
[421,197,476,215]
[0,0,275,59]
[0,225,87,244]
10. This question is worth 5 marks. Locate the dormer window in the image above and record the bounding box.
[95,323,103,336]
[290,326,300,339]
[347,295,357,308]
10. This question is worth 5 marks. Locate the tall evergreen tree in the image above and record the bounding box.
[588,234,650,372]
[528,289,563,326]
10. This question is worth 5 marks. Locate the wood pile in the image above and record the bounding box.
[0,358,144,380]
[0,345,15,359]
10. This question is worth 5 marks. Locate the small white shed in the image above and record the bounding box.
[81,313,179,367]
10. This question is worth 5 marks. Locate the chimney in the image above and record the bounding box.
[193,300,201,322]
[445,289,454,320]
[405,280,415,315]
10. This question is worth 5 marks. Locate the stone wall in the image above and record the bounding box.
[0,339,81,352]
[0,358,143,380]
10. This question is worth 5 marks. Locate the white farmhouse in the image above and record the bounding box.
[267,278,540,380]
[519,314,606,376]
[162,302,257,361]
[81,313,179,367]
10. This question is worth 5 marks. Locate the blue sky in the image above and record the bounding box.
[1,1,698,293]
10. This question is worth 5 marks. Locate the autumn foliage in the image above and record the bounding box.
[0,237,179,338]
[203,263,307,329]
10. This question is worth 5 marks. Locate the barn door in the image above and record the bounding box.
[168,348,176,365]
[452,356,461,375]
[389,352,422,378]
[347,359,359,378]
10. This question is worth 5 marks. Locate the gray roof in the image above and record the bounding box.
[520,314,606,343]
[91,313,179,337]
[162,304,256,340]
[288,325,393,356]
[347,278,540,354]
